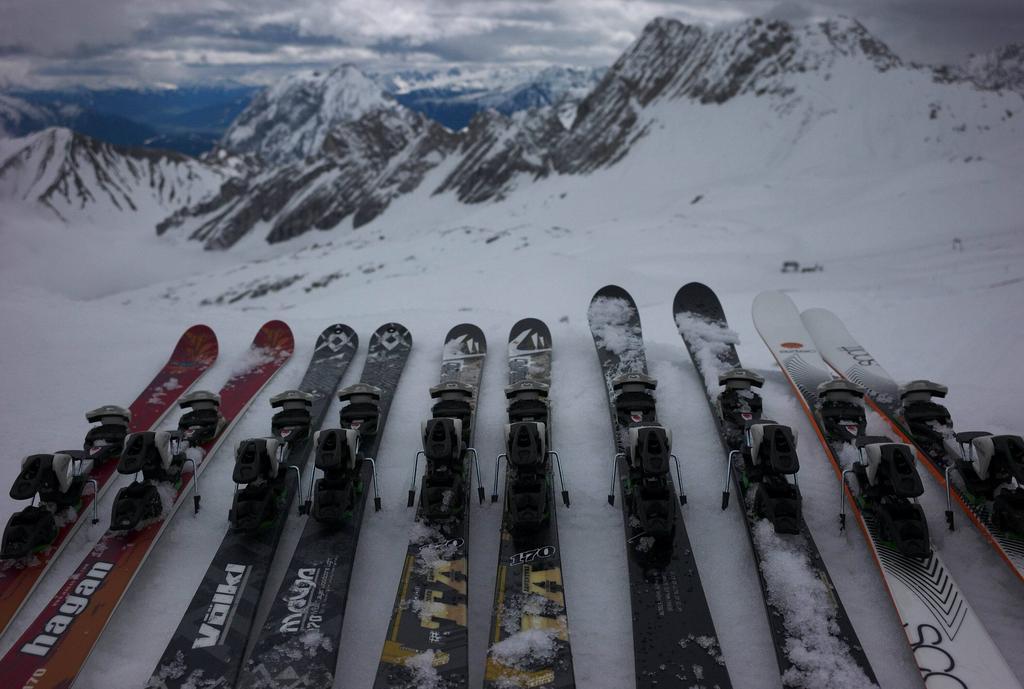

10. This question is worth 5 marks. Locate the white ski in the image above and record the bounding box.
[753,291,1021,689]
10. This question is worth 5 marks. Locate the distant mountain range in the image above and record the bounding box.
[0,87,259,156]
[0,67,604,156]
[1,16,1022,250]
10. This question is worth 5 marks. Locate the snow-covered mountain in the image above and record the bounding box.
[162,107,456,248]
[221,65,398,164]
[2,16,1024,689]
[0,127,230,221]
[4,15,1023,249]
[155,16,1023,248]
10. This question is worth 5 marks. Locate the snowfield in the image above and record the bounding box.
[1,16,1024,689]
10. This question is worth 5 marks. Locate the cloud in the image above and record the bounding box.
[0,0,1021,89]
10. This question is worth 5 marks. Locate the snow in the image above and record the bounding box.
[1,16,1024,689]
[751,521,877,689]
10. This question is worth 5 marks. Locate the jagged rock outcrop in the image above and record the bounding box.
[555,16,901,173]
[8,15,1020,249]
[160,107,457,248]
[435,108,565,203]
[964,44,1024,93]
[222,65,396,165]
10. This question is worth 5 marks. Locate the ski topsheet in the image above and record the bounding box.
[752,291,1021,689]
[374,323,486,689]
[0,321,293,689]
[238,323,411,689]
[800,307,1024,582]
[146,324,359,689]
[0,324,218,638]
[673,283,876,689]
[483,318,575,689]
[587,285,732,689]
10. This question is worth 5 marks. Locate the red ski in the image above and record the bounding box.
[0,324,218,637]
[0,321,292,689]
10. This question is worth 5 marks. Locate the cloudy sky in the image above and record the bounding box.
[1,0,1021,89]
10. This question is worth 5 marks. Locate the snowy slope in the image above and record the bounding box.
[166,16,1024,248]
[0,13,1023,689]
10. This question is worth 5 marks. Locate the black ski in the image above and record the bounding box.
[373,323,487,689]
[483,318,574,689]
[587,285,732,689]
[673,282,876,689]
[237,323,412,689]
[145,324,358,689]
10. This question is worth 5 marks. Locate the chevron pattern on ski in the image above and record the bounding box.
[866,516,968,639]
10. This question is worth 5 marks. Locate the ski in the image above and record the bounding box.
[238,323,411,689]
[0,321,293,689]
[587,285,733,689]
[483,318,574,689]
[752,291,1021,689]
[0,324,218,637]
[373,323,486,689]
[673,282,876,689]
[145,324,359,689]
[800,306,1024,582]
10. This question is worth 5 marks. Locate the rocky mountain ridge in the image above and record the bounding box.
[0,127,230,221]
[4,15,1023,249]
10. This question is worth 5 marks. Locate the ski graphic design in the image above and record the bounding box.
[145,324,358,689]
[588,285,733,689]
[0,321,293,689]
[673,282,876,689]
[374,323,486,689]
[800,307,1024,582]
[0,324,218,637]
[238,323,411,689]
[483,318,574,689]
[752,291,1021,689]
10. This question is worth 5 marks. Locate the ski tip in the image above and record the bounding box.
[255,320,296,354]
[508,317,551,347]
[590,284,633,304]
[751,291,800,324]
[672,282,715,313]
[319,322,358,343]
[445,323,486,352]
[373,322,412,347]
[176,324,219,363]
